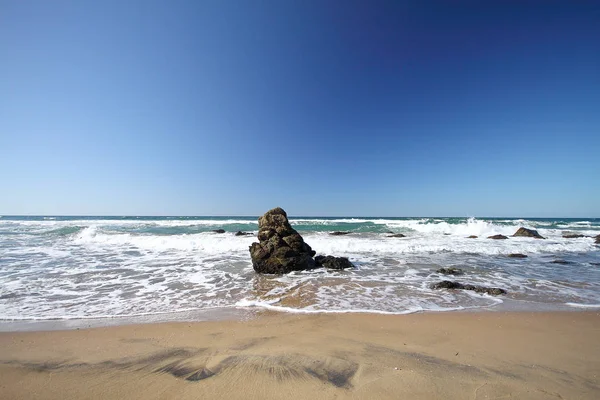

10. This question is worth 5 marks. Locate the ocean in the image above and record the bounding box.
[0,215,599,324]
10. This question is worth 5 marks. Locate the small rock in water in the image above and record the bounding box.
[314,255,355,270]
[467,235,478,239]
[488,234,508,240]
[387,233,406,238]
[562,232,585,239]
[212,229,226,234]
[430,280,506,295]
[550,260,571,265]
[235,231,253,236]
[512,227,545,239]
[330,231,351,236]
[595,236,600,244]
[436,267,463,275]
[508,253,528,258]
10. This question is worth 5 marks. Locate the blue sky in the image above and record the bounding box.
[1,1,599,217]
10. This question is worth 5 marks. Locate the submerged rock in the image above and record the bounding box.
[562,232,585,238]
[212,229,226,234]
[330,231,351,236]
[512,227,545,239]
[249,207,316,274]
[430,280,506,295]
[467,235,478,239]
[235,231,253,236]
[387,233,406,238]
[508,253,528,258]
[314,255,354,270]
[550,260,571,265]
[436,267,463,275]
[487,234,508,240]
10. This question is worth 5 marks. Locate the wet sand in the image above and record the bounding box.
[1,311,598,399]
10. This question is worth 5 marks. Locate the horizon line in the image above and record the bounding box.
[1,214,598,219]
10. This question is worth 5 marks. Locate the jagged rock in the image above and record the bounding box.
[430,280,506,295]
[508,253,528,258]
[488,234,508,240]
[562,232,585,238]
[595,235,600,244]
[512,227,545,239]
[249,207,316,274]
[330,231,351,236]
[235,231,253,236]
[436,267,463,275]
[387,233,406,238]
[314,255,354,270]
[467,235,478,238]
[212,229,226,234]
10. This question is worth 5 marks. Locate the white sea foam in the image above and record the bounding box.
[73,228,256,253]
[1,216,599,321]
[565,303,600,309]
[235,299,443,315]
[303,233,597,256]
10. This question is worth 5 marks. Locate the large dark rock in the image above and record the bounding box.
[488,234,508,240]
[249,207,316,274]
[430,281,506,295]
[595,235,600,244]
[512,227,545,239]
[314,255,354,270]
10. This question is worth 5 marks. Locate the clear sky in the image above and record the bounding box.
[1,0,599,217]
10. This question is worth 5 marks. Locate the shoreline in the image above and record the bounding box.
[2,300,599,333]
[1,310,598,399]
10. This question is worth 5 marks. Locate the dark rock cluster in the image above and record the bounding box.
[436,267,463,275]
[249,207,316,274]
[315,255,354,270]
[249,207,355,274]
[430,280,506,296]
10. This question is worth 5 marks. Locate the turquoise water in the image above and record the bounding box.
[1,215,599,322]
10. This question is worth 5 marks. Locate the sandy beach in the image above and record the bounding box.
[1,311,598,399]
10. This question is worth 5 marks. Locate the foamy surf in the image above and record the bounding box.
[0,215,598,321]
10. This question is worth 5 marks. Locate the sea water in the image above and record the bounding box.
[0,216,599,323]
